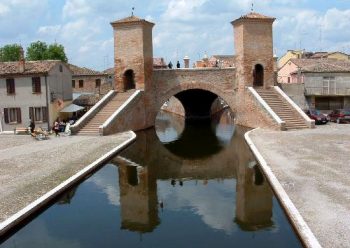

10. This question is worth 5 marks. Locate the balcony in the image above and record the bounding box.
[305,86,350,96]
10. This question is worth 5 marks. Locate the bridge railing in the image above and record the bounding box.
[100,90,142,135]
[70,90,116,134]
[274,86,315,128]
[248,87,286,130]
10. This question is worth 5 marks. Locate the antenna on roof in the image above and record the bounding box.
[131,7,135,16]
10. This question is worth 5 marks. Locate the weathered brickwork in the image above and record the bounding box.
[111,17,154,92]
[106,13,280,133]
[152,68,236,111]
[72,75,107,94]
[233,17,275,90]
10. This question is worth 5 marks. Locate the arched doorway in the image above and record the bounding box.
[253,64,264,87]
[123,69,136,90]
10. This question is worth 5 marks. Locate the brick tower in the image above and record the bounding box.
[232,12,275,90]
[111,16,155,92]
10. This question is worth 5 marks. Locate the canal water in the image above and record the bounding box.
[0,110,301,248]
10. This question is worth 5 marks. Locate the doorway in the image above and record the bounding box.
[123,69,136,90]
[253,64,264,87]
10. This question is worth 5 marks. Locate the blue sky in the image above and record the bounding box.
[0,0,349,70]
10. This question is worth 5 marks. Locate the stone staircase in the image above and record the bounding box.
[255,88,308,130]
[77,90,135,135]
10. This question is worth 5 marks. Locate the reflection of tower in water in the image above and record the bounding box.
[118,158,160,233]
[235,160,273,231]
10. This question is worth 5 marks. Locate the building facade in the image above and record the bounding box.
[0,60,72,132]
[278,58,350,111]
[69,64,110,94]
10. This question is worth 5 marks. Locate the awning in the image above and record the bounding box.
[60,104,84,113]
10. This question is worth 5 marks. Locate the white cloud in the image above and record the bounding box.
[62,0,91,19]
[162,0,208,21]
[1,1,349,70]
[0,3,9,16]
[38,25,61,36]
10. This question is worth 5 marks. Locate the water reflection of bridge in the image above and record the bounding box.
[111,122,273,234]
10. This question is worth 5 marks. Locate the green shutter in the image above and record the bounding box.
[42,107,48,122]
[4,108,9,124]
[16,108,22,123]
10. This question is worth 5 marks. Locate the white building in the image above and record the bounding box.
[0,59,72,132]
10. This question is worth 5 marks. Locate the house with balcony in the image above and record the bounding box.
[0,58,72,132]
[278,58,350,111]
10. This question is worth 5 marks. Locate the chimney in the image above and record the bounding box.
[18,46,25,73]
[183,56,190,68]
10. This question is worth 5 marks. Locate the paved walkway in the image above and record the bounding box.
[0,132,134,223]
[249,124,350,248]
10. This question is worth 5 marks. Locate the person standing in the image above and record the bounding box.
[29,119,35,134]
[176,61,180,68]
[53,118,60,136]
[168,61,173,69]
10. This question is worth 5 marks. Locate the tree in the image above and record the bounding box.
[26,41,68,62]
[46,43,68,63]
[0,44,21,62]
[26,41,48,61]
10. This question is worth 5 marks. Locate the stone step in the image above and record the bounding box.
[77,91,134,135]
[256,89,309,130]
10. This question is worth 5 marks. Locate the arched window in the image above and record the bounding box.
[253,64,264,87]
[123,69,135,90]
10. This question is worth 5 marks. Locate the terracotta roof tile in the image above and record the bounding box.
[103,67,114,75]
[0,60,60,77]
[239,12,275,20]
[232,12,275,24]
[153,57,167,68]
[290,58,350,73]
[111,15,154,26]
[69,64,106,76]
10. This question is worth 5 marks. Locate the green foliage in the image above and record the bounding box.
[26,41,48,61]
[0,44,21,62]
[26,41,68,62]
[46,43,68,63]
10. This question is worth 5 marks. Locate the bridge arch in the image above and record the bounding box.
[156,82,235,119]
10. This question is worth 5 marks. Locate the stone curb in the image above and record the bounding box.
[0,131,137,237]
[244,128,322,248]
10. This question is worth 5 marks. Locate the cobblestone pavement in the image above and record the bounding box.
[0,132,134,223]
[250,123,350,248]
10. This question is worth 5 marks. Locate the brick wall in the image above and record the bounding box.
[234,20,275,90]
[152,68,236,111]
[113,22,154,92]
[72,75,108,94]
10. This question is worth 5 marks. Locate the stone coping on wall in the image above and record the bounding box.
[0,131,137,236]
[245,129,321,248]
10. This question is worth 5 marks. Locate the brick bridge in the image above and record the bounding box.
[71,12,314,136]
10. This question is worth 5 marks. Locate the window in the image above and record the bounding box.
[32,77,41,93]
[72,80,76,88]
[29,107,48,122]
[95,79,101,88]
[6,78,15,94]
[322,76,336,94]
[4,108,21,124]
[79,80,84,88]
[59,65,63,72]
[287,77,290,83]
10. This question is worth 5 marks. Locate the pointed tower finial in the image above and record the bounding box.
[251,2,254,12]
[131,7,135,16]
